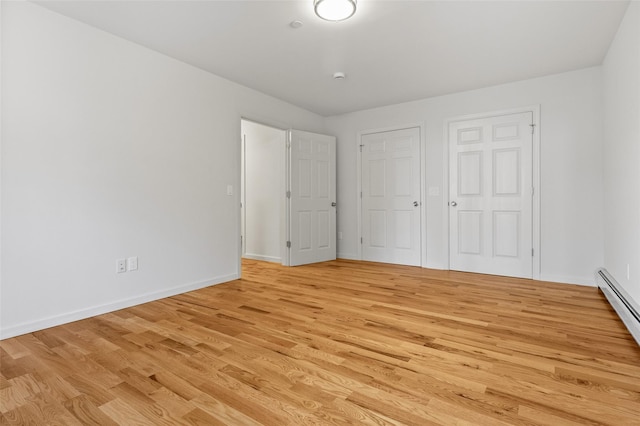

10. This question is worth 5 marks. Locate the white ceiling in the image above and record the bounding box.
[35,1,629,116]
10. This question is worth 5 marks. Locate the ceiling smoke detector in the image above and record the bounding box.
[333,72,346,80]
[289,20,303,29]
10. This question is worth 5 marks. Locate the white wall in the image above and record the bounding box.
[603,2,640,304]
[241,120,285,263]
[326,67,604,285]
[0,2,324,338]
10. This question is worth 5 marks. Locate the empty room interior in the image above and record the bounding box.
[1,0,640,424]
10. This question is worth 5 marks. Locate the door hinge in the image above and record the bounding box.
[286,241,291,248]
[531,248,534,256]
[360,237,363,244]
[531,187,534,196]
[286,191,291,199]
[530,123,536,134]
[359,144,364,152]
[360,191,362,198]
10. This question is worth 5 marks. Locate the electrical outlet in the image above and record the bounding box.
[116,259,126,273]
[127,256,138,272]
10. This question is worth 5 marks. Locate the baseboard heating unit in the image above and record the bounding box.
[595,268,640,346]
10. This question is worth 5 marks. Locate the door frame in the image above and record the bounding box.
[356,123,426,267]
[443,105,541,279]
[239,117,289,277]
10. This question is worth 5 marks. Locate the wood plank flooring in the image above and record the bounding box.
[2,259,640,425]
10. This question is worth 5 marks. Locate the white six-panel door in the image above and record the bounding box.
[361,127,421,266]
[449,112,533,278]
[288,130,337,266]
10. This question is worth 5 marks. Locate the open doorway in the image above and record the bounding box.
[241,119,287,264]
[241,119,338,268]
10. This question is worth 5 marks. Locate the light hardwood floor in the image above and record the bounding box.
[1,259,640,425]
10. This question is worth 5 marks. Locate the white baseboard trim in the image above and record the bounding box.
[0,273,239,340]
[337,252,359,260]
[538,273,596,287]
[423,263,447,270]
[243,254,282,263]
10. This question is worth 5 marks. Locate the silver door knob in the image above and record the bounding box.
[331,202,337,207]
[413,201,419,207]
[450,201,457,207]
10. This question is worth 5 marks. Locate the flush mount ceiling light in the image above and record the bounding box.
[314,0,357,21]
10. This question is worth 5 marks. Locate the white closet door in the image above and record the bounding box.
[361,127,421,266]
[449,112,533,278]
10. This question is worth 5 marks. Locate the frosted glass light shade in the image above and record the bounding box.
[314,0,356,21]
